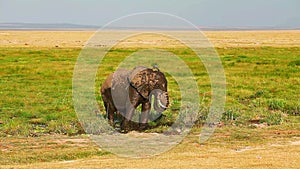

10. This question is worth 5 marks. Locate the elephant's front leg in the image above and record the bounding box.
[139,102,151,130]
[121,101,136,132]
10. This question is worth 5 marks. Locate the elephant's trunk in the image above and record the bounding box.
[153,91,169,112]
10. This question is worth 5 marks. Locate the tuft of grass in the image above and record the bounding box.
[260,111,285,125]
[267,99,287,111]
[288,60,300,67]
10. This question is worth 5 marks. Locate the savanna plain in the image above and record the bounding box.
[0,30,300,168]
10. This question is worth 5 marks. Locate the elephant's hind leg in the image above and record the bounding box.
[106,103,116,127]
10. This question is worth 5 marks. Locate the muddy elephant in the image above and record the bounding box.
[101,66,169,131]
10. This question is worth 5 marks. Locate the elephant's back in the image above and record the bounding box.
[101,73,113,94]
[101,69,129,90]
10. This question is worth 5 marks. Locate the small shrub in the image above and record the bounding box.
[251,98,263,107]
[286,104,300,116]
[197,108,209,124]
[222,109,240,121]
[227,62,235,67]
[48,120,81,135]
[1,118,32,136]
[288,60,300,67]
[160,110,177,125]
[261,111,285,125]
[267,99,287,111]
[253,90,265,98]
[238,55,248,59]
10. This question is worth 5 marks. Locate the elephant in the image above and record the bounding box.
[101,66,169,131]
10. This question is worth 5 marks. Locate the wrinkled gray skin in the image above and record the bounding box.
[101,66,169,132]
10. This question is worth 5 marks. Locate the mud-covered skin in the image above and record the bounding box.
[101,66,169,132]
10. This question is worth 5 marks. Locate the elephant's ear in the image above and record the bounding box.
[129,67,152,99]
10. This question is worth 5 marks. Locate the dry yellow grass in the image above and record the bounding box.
[205,30,300,47]
[0,31,91,48]
[1,127,300,168]
[2,137,299,169]
[1,30,300,48]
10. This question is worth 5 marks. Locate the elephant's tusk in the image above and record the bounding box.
[158,100,167,109]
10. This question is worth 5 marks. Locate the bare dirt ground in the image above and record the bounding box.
[1,132,299,169]
[1,30,300,48]
[17,144,300,169]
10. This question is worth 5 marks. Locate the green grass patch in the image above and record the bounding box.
[0,47,299,136]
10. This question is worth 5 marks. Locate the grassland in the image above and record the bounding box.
[0,31,299,168]
[1,46,299,135]
[1,30,300,48]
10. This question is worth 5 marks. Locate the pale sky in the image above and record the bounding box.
[0,0,299,27]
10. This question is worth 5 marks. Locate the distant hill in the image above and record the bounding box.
[0,23,99,30]
[0,22,299,31]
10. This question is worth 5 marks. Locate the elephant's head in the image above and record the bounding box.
[129,66,169,112]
